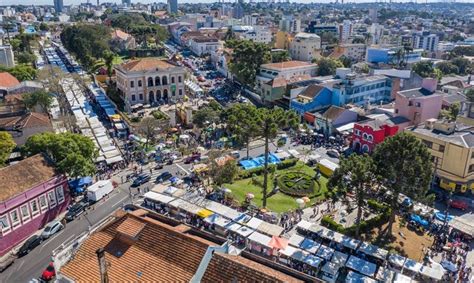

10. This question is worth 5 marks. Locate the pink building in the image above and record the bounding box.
[0,154,70,256]
[394,79,443,128]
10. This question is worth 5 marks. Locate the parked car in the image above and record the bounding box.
[156,171,173,183]
[449,199,469,210]
[65,202,88,222]
[230,151,240,159]
[326,149,340,158]
[155,163,164,170]
[41,262,56,281]
[0,253,15,272]
[41,220,64,239]
[17,235,42,257]
[132,174,151,187]
[184,154,201,164]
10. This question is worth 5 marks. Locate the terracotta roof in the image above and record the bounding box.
[261,61,315,71]
[266,77,287,88]
[116,217,146,238]
[4,93,24,104]
[119,58,175,72]
[0,112,51,129]
[322,106,347,120]
[60,212,303,283]
[298,84,325,100]
[111,29,132,41]
[0,72,20,88]
[0,154,57,202]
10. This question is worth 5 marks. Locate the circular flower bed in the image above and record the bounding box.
[277,171,316,197]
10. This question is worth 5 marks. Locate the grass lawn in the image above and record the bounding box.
[224,162,329,213]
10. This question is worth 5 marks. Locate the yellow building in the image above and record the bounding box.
[274,31,292,50]
[406,119,474,194]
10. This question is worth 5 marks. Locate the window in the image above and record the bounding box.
[423,140,433,148]
[395,109,399,114]
[469,164,474,173]
[148,77,153,87]
[20,204,30,223]
[362,133,368,140]
[30,199,40,217]
[130,81,134,88]
[171,77,175,84]
[139,93,143,100]
[172,90,176,96]
[178,76,182,83]
[131,94,136,101]
[367,134,373,142]
[10,209,20,229]
[408,101,413,106]
[471,152,474,159]
[0,215,11,234]
[354,129,361,136]
[56,186,65,204]
[39,194,48,211]
[47,190,56,208]
[138,80,142,87]
[439,145,445,152]
[179,89,183,96]
[416,102,421,107]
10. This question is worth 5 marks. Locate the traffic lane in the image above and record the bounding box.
[2,188,130,283]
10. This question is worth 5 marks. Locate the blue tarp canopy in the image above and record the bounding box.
[303,254,323,268]
[345,255,377,277]
[434,212,454,222]
[68,176,92,189]
[410,214,430,227]
[239,153,281,170]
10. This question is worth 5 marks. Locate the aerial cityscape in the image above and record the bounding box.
[0,0,473,282]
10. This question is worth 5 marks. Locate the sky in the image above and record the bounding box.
[2,0,471,5]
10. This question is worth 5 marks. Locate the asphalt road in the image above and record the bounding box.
[1,186,131,283]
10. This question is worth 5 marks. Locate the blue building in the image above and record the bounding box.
[290,73,393,114]
[366,47,422,65]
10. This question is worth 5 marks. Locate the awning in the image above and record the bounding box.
[419,265,445,280]
[316,245,334,260]
[268,236,288,250]
[345,270,377,283]
[196,209,213,218]
[303,254,323,268]
[256,221,284,237]
[358,242,388,260]
[280,245,298,257]
[288,233,305,247]
[299,238,321,254]
[449,217,474,236]
[168,199,202,215]
[341,236,361,250]
[234,225,255,237]
[331,251,349,266]
[105,155,124,165]
[248,232,271,247]
[345,255,377,277]
[389,254,406,268]
[403,258,423,273]
[296,220,313,231]
[143,191,175,204]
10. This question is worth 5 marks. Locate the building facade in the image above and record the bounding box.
[115,58,186,111]
[189,37,222,56]
[279,17,301,33]
[339,20,352,43]
[0,45,14,67]
[289,33,321,62]
[167,0,178,14]
[352,119,399,153]
[407,120,474,194]
[0,154,70,256]
[412,31,439,52]
[53,0,64,13]
[366,47,423,65]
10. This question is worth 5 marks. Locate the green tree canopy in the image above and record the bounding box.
[226,39,271,85]
[271,50,291,63]
[210,159,239,186]
[313,57,344,76]
[224,104,259,159]
[436,61,459,75]
[193,106,221,128]
[372,132,432,236]
[328,154,376,238]
[451,57,473,75]
[0,64,37,81]
[16,52,36,64]
[0,132,16,167]
[137,116,161,150]
[22,132,97,178]
[439,102,460,121]
[23,90,53,113]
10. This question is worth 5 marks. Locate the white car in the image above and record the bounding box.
[41,220,64,239]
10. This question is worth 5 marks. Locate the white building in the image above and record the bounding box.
[0,45,14,67]
[115,58,187,111]
[339,20,352,43]
[236,26,272,44]
[334,43,367,62]
[188,37,222,56]
[256,60,317,90]
[289,32,321,62]
[438,42,455,52]
[279,17,301,33]
[370,23,384,45]
[412,32,439,52]
[242,13,259,26]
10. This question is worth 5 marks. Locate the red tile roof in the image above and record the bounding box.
[0,72,20,88]
[0,112,52,129]
[0,154,57,202]
[119,58,175,72]
[60,211,303,283]
[261,61,316,70]
[111,29,133,41]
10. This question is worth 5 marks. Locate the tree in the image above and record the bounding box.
[439,102,460,121]
[328,154,376,238]
[412,61,435,78]
[254,108,298,207]
[436,61,459,75]
[451,57,472,75]
[226,39,271,85]
[224,104,259,159]
[16,52,36,64]
[137,117,160,150]
[209,159,239,186]
[271,50,291,63]
[314,57,344,76]
[22,132,97,178]
[0,132,16,167]
[102,50,115,81]
[338,56,352,68]
[372,132,432,236]
[0,64,37,81]
[39,22,49,32]
[23,90,53,113]
[193,106,220,128]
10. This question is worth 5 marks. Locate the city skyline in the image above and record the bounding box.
[1,0,472,5]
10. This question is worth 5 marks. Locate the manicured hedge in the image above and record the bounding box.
[277,171,315,197]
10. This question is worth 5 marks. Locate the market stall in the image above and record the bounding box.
[143,191,176,213]
[345,255,377,277]
[247,231,273,257]
[388,254,407,272]
[357,242,389,264]
[316,244,335,261]
[320,262,343,283]
[345,271,377,283]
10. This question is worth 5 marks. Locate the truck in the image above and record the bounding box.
[86,180,114,203]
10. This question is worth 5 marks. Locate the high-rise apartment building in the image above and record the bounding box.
[412,31,439,52]
[54,0,64,13]
[168,0,178,14]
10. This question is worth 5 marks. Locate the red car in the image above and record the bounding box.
[41,262,56,281]
[449,199,469,210]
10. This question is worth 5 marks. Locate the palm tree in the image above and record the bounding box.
[103,51,116,82]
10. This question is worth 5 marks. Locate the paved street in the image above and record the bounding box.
[1,186,131,283]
